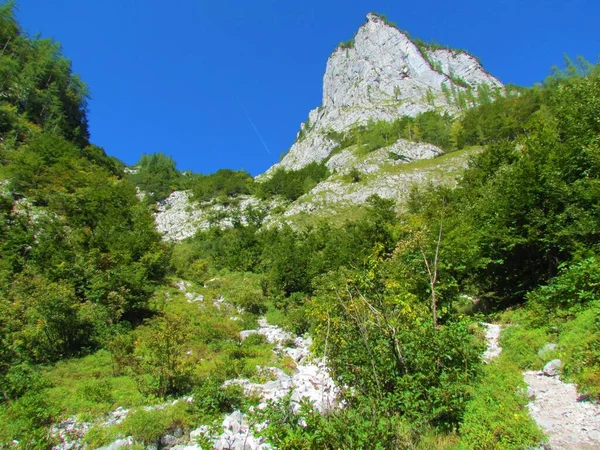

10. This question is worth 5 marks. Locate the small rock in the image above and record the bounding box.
[97,437,134,450]
[543,359,563,377]
[161,434,178,446]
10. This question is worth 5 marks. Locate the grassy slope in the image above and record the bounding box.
[279,147,481,228]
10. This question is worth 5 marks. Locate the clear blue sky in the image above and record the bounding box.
[14,0,600,175]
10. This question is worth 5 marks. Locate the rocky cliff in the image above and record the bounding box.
[266,13,502,174]
[153,13,500,241]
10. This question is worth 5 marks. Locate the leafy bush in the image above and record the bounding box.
[347,167,362,183]
[499,325,548,370]
[326,112,454,158]
[128,152,183,202]
[132,314,195,398]
[235,290,268,315]
[458,358,545,449]
[190,169,254,203]
[527,257,600,324]
[254,396,416,450]
[311,260,484,429]
[192,377,247,421]
[0,390,58,448]
[559,305,600,399]
[257,162,329,201]
[117,401,193,445]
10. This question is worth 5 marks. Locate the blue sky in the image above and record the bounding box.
[14,0,600,175]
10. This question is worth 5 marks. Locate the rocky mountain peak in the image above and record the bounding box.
[263,12,503,175]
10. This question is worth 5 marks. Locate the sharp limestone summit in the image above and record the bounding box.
[266,12,503,174]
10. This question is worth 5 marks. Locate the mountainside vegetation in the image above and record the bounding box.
[1,3,599,448]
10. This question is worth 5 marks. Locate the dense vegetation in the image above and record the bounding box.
[1,3,599,448]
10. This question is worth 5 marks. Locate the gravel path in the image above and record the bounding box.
[481,322,502,362]
[481,322,600,449]
[524,371,600,449]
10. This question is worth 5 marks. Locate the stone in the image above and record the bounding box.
[543,359,563,377]
[97,437,134,450]
[161,434,179,446]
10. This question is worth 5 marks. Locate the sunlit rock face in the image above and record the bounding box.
[265,13,502,174]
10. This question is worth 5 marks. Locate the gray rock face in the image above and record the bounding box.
[187,318,336,450]
[154,191,280,242]
[426,49,503,90]
[267,12,502,174]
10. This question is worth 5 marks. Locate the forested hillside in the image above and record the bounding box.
[1,2,599,449]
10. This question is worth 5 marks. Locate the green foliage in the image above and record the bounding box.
[255,396,417,450]
[128,152,183,202]
[326,112,454,159]
[428,63,600,307]
[0,2,88,147]
[458,358,545,449]
[131,313,195,398]
[0,132,168,372]
[0,390,58,448]
[118,403,193,444]
[257,162,329,201]
[337,38,355,50]
[170,242,210,282]
[311,253,484,429]
[558,305,600,400]
[191,377,247,421]
[190,168,254,203]
[1,4,600,441]
[527,256,600,324]
[86,401,195,447]
[499,325,548,370]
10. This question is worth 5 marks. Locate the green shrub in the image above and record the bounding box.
[242,333,268,346]
[132,314,195,398]
[527,257,600,324]
[128,152,183,202]
[258,162,329,201]
[458,359,545,449]
[0,391,58,448]
[78,379,114,405]
[337,38,355,50]
[255,396,417,450]
[192,378,246,421]
[559,305,600,399]
[119,402,193,445]
[500,325,548,370]
[347,167,362,183]
[236,290,268,315]
[190,169,254,203]
[83,424,118,448]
